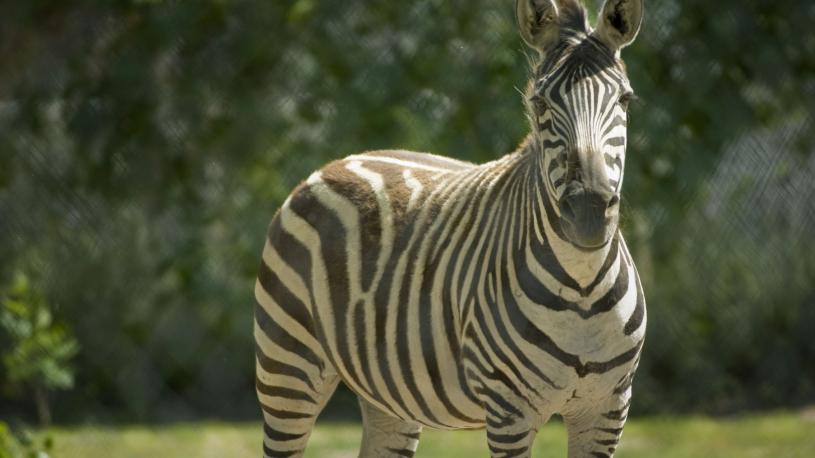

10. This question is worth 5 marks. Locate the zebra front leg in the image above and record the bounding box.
[476,383,537,458]
[562,387,632,458]
[486,414,536,458]
[358,398,422,458]
[487,410,537,458]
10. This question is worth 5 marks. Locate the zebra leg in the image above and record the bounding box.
[562,387,632,458]
[255,294,340,458]
[256,367,339,458]
[484,413,536,458]
[478,384,537,458]
[358,398,422,458]
[254,234,345,457]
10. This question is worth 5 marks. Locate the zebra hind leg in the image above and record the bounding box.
[358,398,422,457]
[257,372,339,458]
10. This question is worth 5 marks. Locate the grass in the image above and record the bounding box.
[43,408,815,458]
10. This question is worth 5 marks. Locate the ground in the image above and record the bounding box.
[46,409,815,458]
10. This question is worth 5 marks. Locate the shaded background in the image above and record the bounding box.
[1,0,814,426]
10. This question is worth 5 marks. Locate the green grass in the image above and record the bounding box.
[44,409,815,458]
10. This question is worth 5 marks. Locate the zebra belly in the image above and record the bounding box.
[311,288,487,430]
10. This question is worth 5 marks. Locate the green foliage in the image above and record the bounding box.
[634,124,815,413]
[1,273,78,393]
[0,272,79,425]
[0,0,813,420]
[0,422,53,458]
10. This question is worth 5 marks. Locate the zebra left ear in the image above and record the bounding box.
[516,0,560,54]
[594,0,643,52]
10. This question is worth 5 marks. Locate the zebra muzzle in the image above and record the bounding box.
[559,187,618,249]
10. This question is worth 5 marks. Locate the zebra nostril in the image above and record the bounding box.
[560,199,575,220]
[607,195,620,209]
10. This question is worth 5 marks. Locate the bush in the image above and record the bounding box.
[0,421,53,458]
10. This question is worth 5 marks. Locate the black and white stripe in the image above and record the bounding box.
[255,1,646,457]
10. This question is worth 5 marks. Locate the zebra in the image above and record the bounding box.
[253,0,646,456]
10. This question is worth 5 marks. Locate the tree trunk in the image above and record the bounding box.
[33,384,51,427]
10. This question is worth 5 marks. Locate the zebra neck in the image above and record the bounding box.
[518,135,618,291]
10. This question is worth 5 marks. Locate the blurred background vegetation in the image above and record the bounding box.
[1,0,814,436]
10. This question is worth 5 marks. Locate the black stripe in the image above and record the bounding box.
[606,136,625,148]
[614,374,631,395]
[595,439,619,445]
[254,301,322,369]
[473,384,523,419]
[624,274,645,335]
[256,377,316,404]
[487,429,529,444]
[582,236,620,295]
[268,211,312,292]
[488,444,529,458]
[585,250,630,315]
[514,256,577,312]
[351,300,377,402]
[322,171,381,293]
[263,423,308,442]
[254,342,317,392]
[256,260,313,336]
[602,398,631,420]
[581,340,644,377]
[538,118,554,131]
[514,242,629,319]
[260,403,314,420]
[542,138,567,150]
[536,171,569,241]
[262,443,299,458]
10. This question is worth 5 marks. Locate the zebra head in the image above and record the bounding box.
[517,0,643,250]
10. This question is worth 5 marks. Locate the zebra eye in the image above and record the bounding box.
[618,92,637,111]
[530,94,548,113]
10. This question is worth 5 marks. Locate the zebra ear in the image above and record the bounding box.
[516,0,560,54]
[595,0,643,52]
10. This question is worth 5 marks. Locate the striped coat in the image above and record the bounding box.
[255,1,646,457]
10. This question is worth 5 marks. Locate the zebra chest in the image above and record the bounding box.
[457,258,644,417]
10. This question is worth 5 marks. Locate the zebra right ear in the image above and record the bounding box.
[516,0,560,54]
